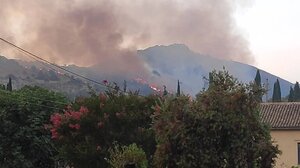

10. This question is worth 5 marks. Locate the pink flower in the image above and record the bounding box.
[50,113,62,128]
[65,111,81,120]
[79,106,89,114]
[63,106,88,120]
[69,123,80,130]
[50,128,59,139]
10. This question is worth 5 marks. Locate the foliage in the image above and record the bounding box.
[177,80,180,96]
[293,82,300,101]
[6,77,12,91]
[152,70,280,168]
[0,84,5,90]
[272,79,281,102]
[48,84,157,167]
[0,86,68,168]
[254,69,262,102]
[108,143,148,168]
[152,95,191,167]
[255,69,262,88]
[288,86,294,102]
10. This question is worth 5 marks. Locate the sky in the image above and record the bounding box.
[0,0,299,82]
[234,0,300,83]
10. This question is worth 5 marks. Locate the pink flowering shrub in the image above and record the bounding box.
[48,106,88,140]
[47,89,158,168]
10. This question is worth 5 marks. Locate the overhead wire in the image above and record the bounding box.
[0,37,147,97]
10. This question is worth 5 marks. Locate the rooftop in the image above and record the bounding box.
[260,102,300,130]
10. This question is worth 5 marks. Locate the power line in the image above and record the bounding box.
[0,37,108,88]
[0,37,147,97]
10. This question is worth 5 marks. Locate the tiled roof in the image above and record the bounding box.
[260,103,300,129]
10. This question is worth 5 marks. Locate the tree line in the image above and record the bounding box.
[0,77,13,91]
[254,69,300,102]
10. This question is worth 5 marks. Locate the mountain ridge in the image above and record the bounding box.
[0,44,294,100]
[138,44,293,99]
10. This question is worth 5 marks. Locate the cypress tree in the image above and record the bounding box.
[277,79,281,101]
[254,69,262,102]
[254,69,261,87]
[123,80,127,93]
[177,80,180,96]
[6,77,12,91]
[272,81,278,102]
[272,79,281,102]
[288,86,294,102]
[294,82,300,101]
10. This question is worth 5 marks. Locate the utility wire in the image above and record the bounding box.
[0,37,107,88]
[0,37,146,97]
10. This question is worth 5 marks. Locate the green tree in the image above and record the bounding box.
[288,86,294,102]
[272,79,281,102]
[153,70,279,168]
[0,84,5,90]
[0,86,68,167]
[176,80,180,96]
[255,69,262,87]
[254,69,262,102]
[6,77,12,91]
[294,82,300,101]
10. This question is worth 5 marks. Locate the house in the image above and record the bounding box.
[260,103,300,168]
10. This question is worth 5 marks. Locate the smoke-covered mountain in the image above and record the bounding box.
[0,56,154,99]
[0,44,294,100]
[138,44,293,99]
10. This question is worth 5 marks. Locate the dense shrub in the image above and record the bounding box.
[48,87,157,167]
[152,70,280,168]
[0,86,67,168]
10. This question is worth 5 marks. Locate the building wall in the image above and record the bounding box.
[271,130,300,168]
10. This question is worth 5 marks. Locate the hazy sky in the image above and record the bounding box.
[234,0,300,83]
[0,0,299,82]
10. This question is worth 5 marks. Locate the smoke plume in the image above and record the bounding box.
[0,0,253,77]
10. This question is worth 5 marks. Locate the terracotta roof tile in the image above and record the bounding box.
[260,103,300,129]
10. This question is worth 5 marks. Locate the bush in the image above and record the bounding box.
[0,86,67,168]
[48,87,157,167]
[108,143,148,168]
[152,70,280,168]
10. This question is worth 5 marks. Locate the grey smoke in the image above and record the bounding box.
[0,0,253,77]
